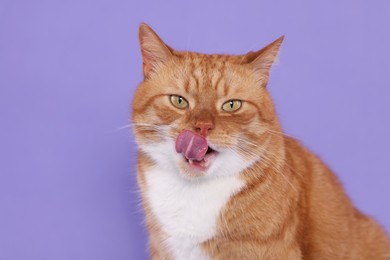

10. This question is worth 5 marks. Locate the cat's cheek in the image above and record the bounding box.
[208,150,256,178]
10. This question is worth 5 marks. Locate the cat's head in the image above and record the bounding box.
[132,23,284,180]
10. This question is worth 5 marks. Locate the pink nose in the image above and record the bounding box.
[195,121,214,136]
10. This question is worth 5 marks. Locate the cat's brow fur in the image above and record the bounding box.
[132,23,390,259]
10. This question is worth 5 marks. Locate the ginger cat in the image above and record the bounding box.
[132,23,390,259]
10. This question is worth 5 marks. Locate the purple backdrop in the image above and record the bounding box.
[1,0,389,259]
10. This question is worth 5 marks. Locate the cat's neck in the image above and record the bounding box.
[142,159,245,259]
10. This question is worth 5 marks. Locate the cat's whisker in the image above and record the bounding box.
[115,124,133,131]
[227,144,298,214]
[132,123,181,133]
[250,123,293,139]
[131,122,172,128]
[231,134,299,193]
[239,120,292,139]
[253,149,298,193]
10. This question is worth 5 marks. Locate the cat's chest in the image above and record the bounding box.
[144,166,244,259]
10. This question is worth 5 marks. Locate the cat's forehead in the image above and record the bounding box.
[171,52,250,86]
[163,52,258,101]
[177,52,244,68]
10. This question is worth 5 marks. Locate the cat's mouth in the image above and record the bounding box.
[184,146,218,170]
[175,130,218,171]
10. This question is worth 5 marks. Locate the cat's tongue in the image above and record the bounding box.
[175,130,208,161]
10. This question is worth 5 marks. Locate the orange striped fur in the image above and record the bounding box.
[132,23,390,259]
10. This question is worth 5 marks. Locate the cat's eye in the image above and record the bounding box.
[222,100,242,112]
[170,95,189,109]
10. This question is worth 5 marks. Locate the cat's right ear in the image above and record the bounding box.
[244,36,284,84]
[139,23,173,78]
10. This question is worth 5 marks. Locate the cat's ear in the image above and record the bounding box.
[245,36,284,80]
[138,23,173,77]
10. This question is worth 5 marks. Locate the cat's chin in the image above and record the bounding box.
[177,150,218,178]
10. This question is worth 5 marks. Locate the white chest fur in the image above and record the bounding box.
[145,166,244,260]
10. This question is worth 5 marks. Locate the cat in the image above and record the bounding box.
[132,23,390,259]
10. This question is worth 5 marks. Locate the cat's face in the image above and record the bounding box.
[132,24,283,180]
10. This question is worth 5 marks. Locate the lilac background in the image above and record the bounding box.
[1,0,389,259]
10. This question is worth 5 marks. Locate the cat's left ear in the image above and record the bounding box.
[138,23,173,78]
[245,36,284,81]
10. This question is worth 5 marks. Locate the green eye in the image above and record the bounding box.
[222,100,242,112]
[170,95,189,109]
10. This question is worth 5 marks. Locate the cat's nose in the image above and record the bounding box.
[195,121,214,136]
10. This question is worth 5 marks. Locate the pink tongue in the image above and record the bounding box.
[175,130,208,161]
